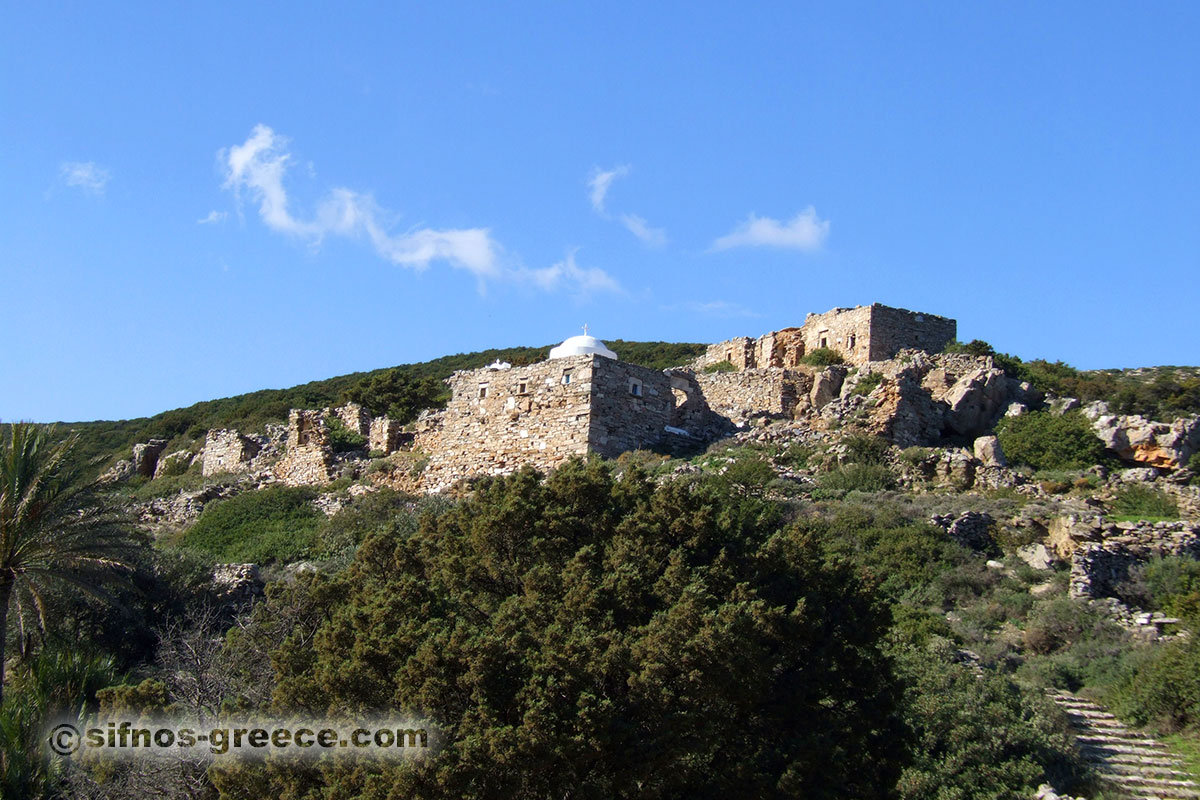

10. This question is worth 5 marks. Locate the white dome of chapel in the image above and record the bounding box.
[549,328,617,360]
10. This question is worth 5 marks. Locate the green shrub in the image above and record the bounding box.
[800,347,845,367]
[840,433,890,465]
[899,446,933,466]
[701,359,737,373]
[891,641,1089,799]
[1108,636,1200,732]
[1120,556,1200,625]
[325,415,366,453]
[995,411,1106,471]
[181,486,321,564]
[1110,485,1179,521]
[815,463,896,496]
[850,371,883,396]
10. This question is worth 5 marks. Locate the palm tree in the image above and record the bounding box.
[0,422,135,706]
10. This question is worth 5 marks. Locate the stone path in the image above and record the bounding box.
[1048,691,1200,799]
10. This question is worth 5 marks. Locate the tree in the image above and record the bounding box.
[238,459,901,799]
[0,422,136,706]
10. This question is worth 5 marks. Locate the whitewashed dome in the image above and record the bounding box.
[549,332,617,360]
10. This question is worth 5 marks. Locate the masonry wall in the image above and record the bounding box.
[866,304,956,362]
[202,429,259,477]
[275,410,333,486]
[800,306,874,364]
[693,368,810,423]
[417,355,597,490]
[695,337,756,370]
[588,359,674,457]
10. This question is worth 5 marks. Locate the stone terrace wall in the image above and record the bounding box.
[588,358,673,457]
[416,355,596,490]
[202,429,260,477]
[1070,522,1200,600]
[866,304,956,362]
[800,306,874,364]
[694,368,811,424]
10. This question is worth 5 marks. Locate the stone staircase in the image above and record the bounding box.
[1048,691,1200,799]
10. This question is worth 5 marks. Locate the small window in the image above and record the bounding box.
[820,336,828,349]
[562,370,573,385]
[518,382,528,394]
[848,334,856,350]
[478,385,488,399]
[629,379,642,397]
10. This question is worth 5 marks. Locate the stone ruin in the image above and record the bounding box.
[693,303,957,369]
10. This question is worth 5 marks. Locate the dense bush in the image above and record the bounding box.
[995,411,1106,471]
[324,415,367,453]
[243,460,902,799]
[891,641,1088,799]
[815,462,897,496]
[1108,636,1200,732]
[701,359,737,373]
[799,347,845,367]
[181,486,321,564]
[1119,556,1200,625]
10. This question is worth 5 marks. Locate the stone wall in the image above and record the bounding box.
[800,306,874,363]
[695,336,756,371]
[202,429,261,477]
[275,410,334,486]
[864,304,956,362]
[693,368,810,424]
[131,439,168,477]
[369,416,406,454]
[416,355,597,490]
[333,402,372,436]
[1069,521,1200,600]
[588,358,673,457]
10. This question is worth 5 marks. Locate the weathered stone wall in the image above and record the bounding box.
[755,327,807,368]
[416,355,597,490]
[1070,522,1200,600]
[131,439,168,477]
[801,306,874,364]
[333,402,372,436]
[588,358,673,457]
[275,410,333,486]
[202,429,260,477]
[695,337,755,371]
[865,304,956,362]
[693,368,810,424]
[369,417,406,454]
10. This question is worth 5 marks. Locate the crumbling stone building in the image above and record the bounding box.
[695,303,956,369]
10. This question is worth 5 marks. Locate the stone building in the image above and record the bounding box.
[695,303,957,369]
[416,334,698,490]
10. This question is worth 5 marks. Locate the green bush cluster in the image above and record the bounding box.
[1110,485,1179,521]
[995,411,1106,471]
[181,486,321,564]
[799,347,845,366]
[245,460,901,798]
[324,415,367,453]
[851,371,884,396]
[700,359,737,373]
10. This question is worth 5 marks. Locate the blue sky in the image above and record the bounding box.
[2,2,1197,422]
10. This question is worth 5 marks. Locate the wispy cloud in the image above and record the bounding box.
[588,165,629,215]
[59,161,110,195]
[588,165,668,247]
[197,210,228,224]
[665,299,759,318]
[620,214,668,247]
[219,124,499,278]
[519,250,622,297]
[712,207,829,252]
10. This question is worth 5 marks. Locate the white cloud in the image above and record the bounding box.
[588,164,668,247]
[219,124,499,277]
[665,300,759,318]
[620,214,668,247]
[521,250,622,297]
[197,210,228,224]
[588,165,628,215]
[711,207,830,252]
[59,161,110,195]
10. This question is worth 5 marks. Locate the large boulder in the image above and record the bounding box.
[973,435,1006,467]
[809,366,847,410]
[943,368,1010,436]
[1091,413,1200,469]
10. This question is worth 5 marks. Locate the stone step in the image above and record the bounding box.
[1076,735,1168,753]
[1094,760,1195,779]
[1089,752,1189,769]
[1099,772,1200,791]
